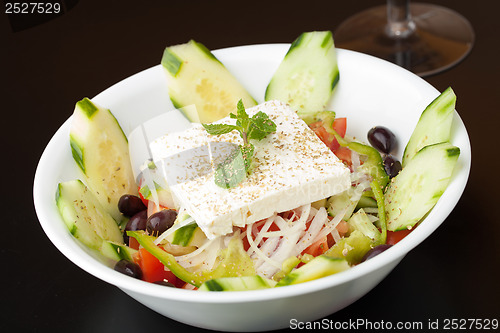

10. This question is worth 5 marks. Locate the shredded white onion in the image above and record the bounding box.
[366,214,379,223]
[351,149,361,171]
[363,207,380,214]
[330,228,342,244]
[313,207,347,243]
[252,237,281,269]
[200,237,222,270]
[161,198,360,280]
[294,207,328,255]
[246,223,281,268]
[174,237,216,261]
[251,214,275,248]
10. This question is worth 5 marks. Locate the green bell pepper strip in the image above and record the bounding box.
[127,231,256,287]
[331,129,389,189]
[370,179,387,245]
[298,111,336,133]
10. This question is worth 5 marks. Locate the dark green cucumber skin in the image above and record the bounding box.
[286,31,333,56]
[162,40,222,78]
[161,49,183,76]
[70,138,85,173]
[191,40,221,64]
[403,87,456,166]
[70,98,129,175]
[203,280,224,291]
[56,182,77,235]
[77,97,98,118]
[172,223,197,246]
[386,142,460,231]
[276,255,349,286]
[331,74,340,91]
[446,146,460,157]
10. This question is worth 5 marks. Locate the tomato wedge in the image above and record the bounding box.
[134,248,180,286]
[330,117,347,150]
[386,229,412,245]
[302,236,329,257]
[310,117,347,151]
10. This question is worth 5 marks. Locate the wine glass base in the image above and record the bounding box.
[334,3,475,77]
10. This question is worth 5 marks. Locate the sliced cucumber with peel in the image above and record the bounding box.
[403,87,456,167]
[348,208,382,244]
[199,275,276,291]
[70,98,137,223]
[139,183,175,209]
[265,31,339,114]
[101,241,137,262]
[327,187,359,220]
[324,230,373,265]
[162,40,257,123]
[170,224,206,247]
[56,180,124,251]
[385,142,460,231]
[276,255,349,286]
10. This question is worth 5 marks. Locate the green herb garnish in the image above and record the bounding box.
[202,100,277,188]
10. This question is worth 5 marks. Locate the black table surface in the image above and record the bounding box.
[3,0,499,332]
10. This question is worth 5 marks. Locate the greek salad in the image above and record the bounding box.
[56,31,460,291]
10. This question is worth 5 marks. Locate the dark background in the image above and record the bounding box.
[2,0,499,332]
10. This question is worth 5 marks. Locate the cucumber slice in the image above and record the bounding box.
[265,31,339,114]
[171,224,206,247]
[385,142,460,231]
[138,183,175,209]
[70,98,137,223]
[56,180,124,251]
[327,187,359,220]
[324,230,373,265]
[161,40,257,123]
[402,87,456,167]
[100,241,137,262]
[199,275,276,291]
[276,255,349,286]
[348,209,381,244]
[356,196,378,210]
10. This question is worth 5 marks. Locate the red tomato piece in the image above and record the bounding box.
[302,236,329,257]
[137,186,149,207]
[330,117,347,150]
[386,229,412,245]
[309,117,347,152]
[309,121,332,147]
[333,146,352,166]
[135,248,179,285]
[129,237,140,250]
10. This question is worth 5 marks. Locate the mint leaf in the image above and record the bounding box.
[214,147,247,189]
[213,144,254,189]
[240,143,254,171]
[202,100,276,189]
[233,99,250,133]
[202,123,239,136]
[247,111,277,141]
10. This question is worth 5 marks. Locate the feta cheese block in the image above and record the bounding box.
[149,100,351,239]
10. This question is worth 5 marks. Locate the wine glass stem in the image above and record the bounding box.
[386,0,416,38]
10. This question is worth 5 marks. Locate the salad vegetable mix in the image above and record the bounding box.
[56,31,460,291]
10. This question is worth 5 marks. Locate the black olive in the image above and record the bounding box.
[123,210,147,245]
[368,126,397,154]
[114,259,143,279]
[118,194,147,217]
[146,209,177,236]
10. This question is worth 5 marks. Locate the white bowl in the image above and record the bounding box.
[33,44,471,332]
